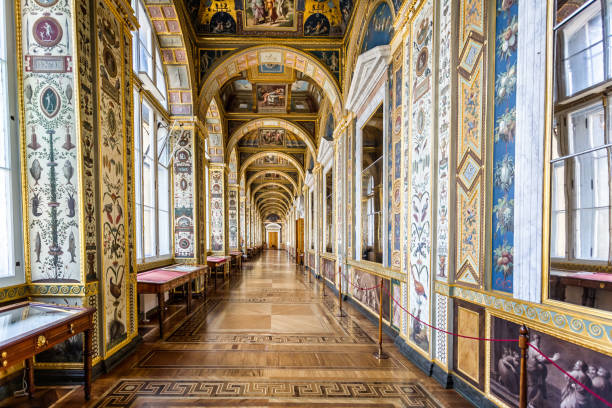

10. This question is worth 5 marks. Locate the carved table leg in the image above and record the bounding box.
[84,328,92,400]
[186,279,192,314]
[25,357,35,399]
[158,292,165,339]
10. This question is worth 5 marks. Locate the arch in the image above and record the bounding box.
[246,170,298,194]
[257,193,292,209]
[259,200,290,214]
[142,0,195,115]
[227,118,316,160]
[240,151,305,180]
[261,205,288,217]
[258,197,290,211]
[198,45,343,120]
[252,182,294,199]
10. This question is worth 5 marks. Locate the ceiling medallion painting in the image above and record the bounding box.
[244,0,296,31]
[33,17,63,48]
[256,84,287,113]
[259,128,285,146]
[184,0,353,37]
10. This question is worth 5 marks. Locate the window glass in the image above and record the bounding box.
[325,170,333,253]
[361,104,384,263]
[0,1,17,279]
[549,3,612,311]
[134,90,143,260]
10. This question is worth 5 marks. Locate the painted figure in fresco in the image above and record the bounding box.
[526,334,560,408]
[592,368,612,408]
[265,0,278,23]
[252,0,266,24]
[497,347,520,395]
[560,360,593,408]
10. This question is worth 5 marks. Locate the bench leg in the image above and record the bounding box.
[158,292,165,339]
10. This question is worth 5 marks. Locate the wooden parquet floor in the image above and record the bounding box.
[20,251,473,407]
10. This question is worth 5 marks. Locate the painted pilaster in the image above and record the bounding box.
[173,122,197,260]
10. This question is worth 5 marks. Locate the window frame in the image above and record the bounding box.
[543,0,612,315]
[0,0,24,286]
[323,165,334,254]
[355,99,388,267]
[133,88,172,265]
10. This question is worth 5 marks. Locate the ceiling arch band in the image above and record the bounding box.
[198,45,342,120]
[240,151,305,180]
[251,182,294,199]
[256,194,292,209]
[260,205,288,217]
[258,201,290,214]
[227,118,317,161]
[246,170,298,194]
[143,0,194,116]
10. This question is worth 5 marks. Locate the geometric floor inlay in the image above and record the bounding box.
[93,379,442,408]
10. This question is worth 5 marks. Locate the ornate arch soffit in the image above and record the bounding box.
[246,170,298,194]
[252,182,294,199]
[240,151,305,180]
[198,45,343,120]
[227,118,316,160]
[257,193,292,208]
[259,200,290,214]
[253,185,293,201]
[261,205,288,217]
[143,0,194,116]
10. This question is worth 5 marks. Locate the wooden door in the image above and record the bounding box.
[268,232,278,249]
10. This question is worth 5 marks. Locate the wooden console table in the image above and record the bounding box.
[229,251,242,272]
[207,256,228,289]
[0,301,95,400]
[137,265,205,338]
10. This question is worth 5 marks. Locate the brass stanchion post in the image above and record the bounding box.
[518,324,529,408]
[322,271,326,297]
[373,282,388,359]
[337,266,345,317]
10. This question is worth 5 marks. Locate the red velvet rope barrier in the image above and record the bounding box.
[334,269,612,406]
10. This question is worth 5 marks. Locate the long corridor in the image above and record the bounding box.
[55,251,471,407]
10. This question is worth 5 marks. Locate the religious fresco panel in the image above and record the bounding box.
[490,315,612,408]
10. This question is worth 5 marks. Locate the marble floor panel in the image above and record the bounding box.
[28,250,473,408]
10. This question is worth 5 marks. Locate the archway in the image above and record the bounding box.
[227,118,316,160]
[198,45,342,120]
[252,182,294,199]
[246,170,298,194]
[240,151,305,180]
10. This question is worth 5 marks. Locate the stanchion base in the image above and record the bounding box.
[373,351,389,360]
[336,311,346,317]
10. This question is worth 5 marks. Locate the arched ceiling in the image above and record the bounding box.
[241,151,305,180]
[246,170,298,194]
[251,182,294,198]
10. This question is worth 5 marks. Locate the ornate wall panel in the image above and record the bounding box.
[228,188,239,249]
[20,0,81,284]
[436,0,452,282]
[96,0,129,354]
[401,29,411,340]
[390,49,402,270]
[434,293,448,365]
[196,131,206,262]
[491,0,517,294]
[408,0,433,354]
[210,166,226,253]
[174,128,196,259]
[455,0,487,287]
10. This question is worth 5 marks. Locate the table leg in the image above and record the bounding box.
[186,279,192,314]
[25,357,35,399]
[158,292,165,339]
[84,328,92,400]
[214,266,217,290]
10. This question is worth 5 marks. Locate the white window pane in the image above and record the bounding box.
[143,158,154,207]
[0,63,8,169]
[136,203,143,260]
[567,103,605,156]
[157,165,169,212]
[560,2,604,96]
[0,170,13,277]
[143,206,156,258]
[158,210,170,256]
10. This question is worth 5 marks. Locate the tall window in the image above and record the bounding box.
[309,189,314,250]
[0,0,23,282]
[548,0,612,311]
[134,94,171,263]
[324,169,333,253]
[132,0,167,108]
[361,104,384,263]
